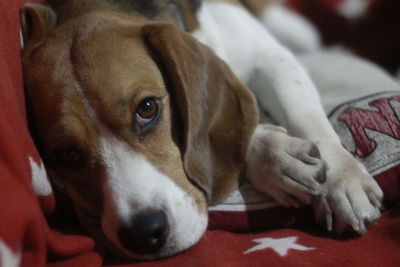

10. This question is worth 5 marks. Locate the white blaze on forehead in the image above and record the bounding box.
[100,134,169,221]
[99,133,208,257]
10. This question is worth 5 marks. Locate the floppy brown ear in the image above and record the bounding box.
[20,3,57,63]
[143,24,259,204]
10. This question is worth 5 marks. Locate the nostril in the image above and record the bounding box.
[118,210,169,255]
[152,226,164,240]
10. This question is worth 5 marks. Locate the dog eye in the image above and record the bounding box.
[135,97,160,128]
[53,147,85,171]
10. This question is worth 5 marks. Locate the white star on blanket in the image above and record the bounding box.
[244,236,315,256]
[0,240,21,267]
[29,157,52,196]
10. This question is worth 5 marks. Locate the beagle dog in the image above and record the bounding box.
[21,0,383,261]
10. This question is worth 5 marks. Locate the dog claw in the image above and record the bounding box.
[312,194,333,231]
[308,144,321,159]
[351,220,360,232]
[368,192,382,208]
[321,196,333,231]
[364,217,378,228]
[314,162,327,184]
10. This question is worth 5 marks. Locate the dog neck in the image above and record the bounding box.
[45,0,201,31]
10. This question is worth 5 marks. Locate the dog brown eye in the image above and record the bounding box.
[136,98,159,127]
[137,98,157,118]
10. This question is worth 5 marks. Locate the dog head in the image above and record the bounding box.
[21,4,258,260]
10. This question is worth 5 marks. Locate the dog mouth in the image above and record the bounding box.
[76,204,208,261]
[103,203,208,260]
[91,211,208,261]
[85,186,209,261]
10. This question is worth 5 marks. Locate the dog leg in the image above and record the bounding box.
[193,1,383,233]
[249,42,383,234]
[246,124,326,208]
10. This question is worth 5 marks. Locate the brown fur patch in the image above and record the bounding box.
[143,24,259,204]
[239,0,273,17]
[209,0,242,6]
[178,0,200,31]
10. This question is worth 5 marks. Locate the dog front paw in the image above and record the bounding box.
[246,124,326,207]
[312,147,383,235]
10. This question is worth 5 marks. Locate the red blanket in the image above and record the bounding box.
[116,209,400,267]
[1,0,399,266]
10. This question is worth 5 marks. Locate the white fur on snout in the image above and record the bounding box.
[99,134,208,258]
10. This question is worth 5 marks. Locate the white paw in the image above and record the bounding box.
[312,146,384,234]
[246,124,326,208]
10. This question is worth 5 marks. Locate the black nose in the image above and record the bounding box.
[118,210,169,255]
